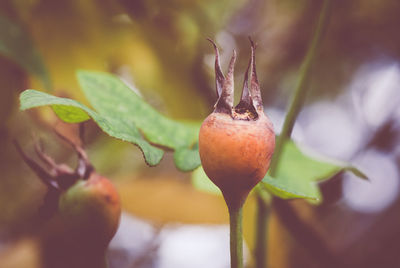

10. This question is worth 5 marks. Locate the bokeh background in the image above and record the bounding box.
[0,0,400,267]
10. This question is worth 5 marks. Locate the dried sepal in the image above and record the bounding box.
[54,127,94,179]
[200,38,275,210]
[214,50,236,114]
[234,44,258,120]
[15,123,94,192]
[208,38,264,119]
[37,188,60,220]
[237,56,252,108]
[14,140,60,190]
[14,125,96,219]
[34,141,75,181]
[248,38,263,112]
[34,140,58,170]
[207,38,225,98]
[14,140,63,220]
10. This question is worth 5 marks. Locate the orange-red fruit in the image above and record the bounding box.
[199,112,275,210]
[59,172,121,250]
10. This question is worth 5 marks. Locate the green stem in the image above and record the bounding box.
[229,205,244,268]
[254,0,333,267]
[102,254,109,268]
[81,251,109,268]
[269,0,332,175]
[254,195,269,268]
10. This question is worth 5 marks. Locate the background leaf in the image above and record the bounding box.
[20,90,164,166]
[19,71,204,170]
[190,138,367,201]
[261,140,367,201]
[191,166,221,195]
[77,70,200,150]
[174,143,201,172]
[0,14,51,90]
[262,175,321,200]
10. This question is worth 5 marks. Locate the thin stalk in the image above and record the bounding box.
[254,0,333,267]
[80,251,109,268]
[229,205,244,268]
[102,254,109,268]
[254,195,269,268]
[269,0,333,175]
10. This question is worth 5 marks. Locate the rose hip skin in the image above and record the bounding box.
[200,113,274,209]
[199,39,275,210]
[59,172,121,249]
[14,128,121,262]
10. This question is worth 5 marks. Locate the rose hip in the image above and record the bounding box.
[14,126,121,267]
[199,39,275,211]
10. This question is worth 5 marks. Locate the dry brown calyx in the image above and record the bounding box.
[14,124,94,218]
[207,37,263,121]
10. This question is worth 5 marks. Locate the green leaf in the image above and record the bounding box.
[76,70,202,171]
[0,14,51,90]
[344,166,368,180]
[19,70,204,170]
[191,166,221,195]
[76,70,200,150]
[262,175,320,200]
[20,90,90,122]
[261,140,368,202]
[174,143,201,172]
[51,105,90,123]
[20,90,164,166]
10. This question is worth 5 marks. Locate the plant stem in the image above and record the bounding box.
[272,198,341,268]
[254,0,333,267]
[254,195,269,268]
[269,0,332,175]
[102,254,109,268]
[81,252,109,268]
[229,205,244,268]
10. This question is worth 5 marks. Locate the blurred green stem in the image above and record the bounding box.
[254,0,333,267]
[103,255,109,268]
[85,252,109,268]
[229,205,243,268]
[104,256,109,268]
[254,195,270,268]
[269,0,332,174]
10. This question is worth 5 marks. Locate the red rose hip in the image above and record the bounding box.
[199,39,275,210]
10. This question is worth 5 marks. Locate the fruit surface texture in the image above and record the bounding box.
[199,39,275,210]
[200,112,275,208]
[59,172,121,248]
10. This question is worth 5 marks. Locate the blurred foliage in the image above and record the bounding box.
[3,0,246,117]
[191,166,221,195]
[0,14,50,90]
[20,75,366,201]
[0,0,244,238]
[1,0,400,267]
[192,139,367,201]
[20,70,200,167]
[262,140,366,202]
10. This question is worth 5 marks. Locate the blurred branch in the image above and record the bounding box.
[254,195,269,268]
[273,198,342,268]
[269,0,332,175]
[255,0,333,267]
